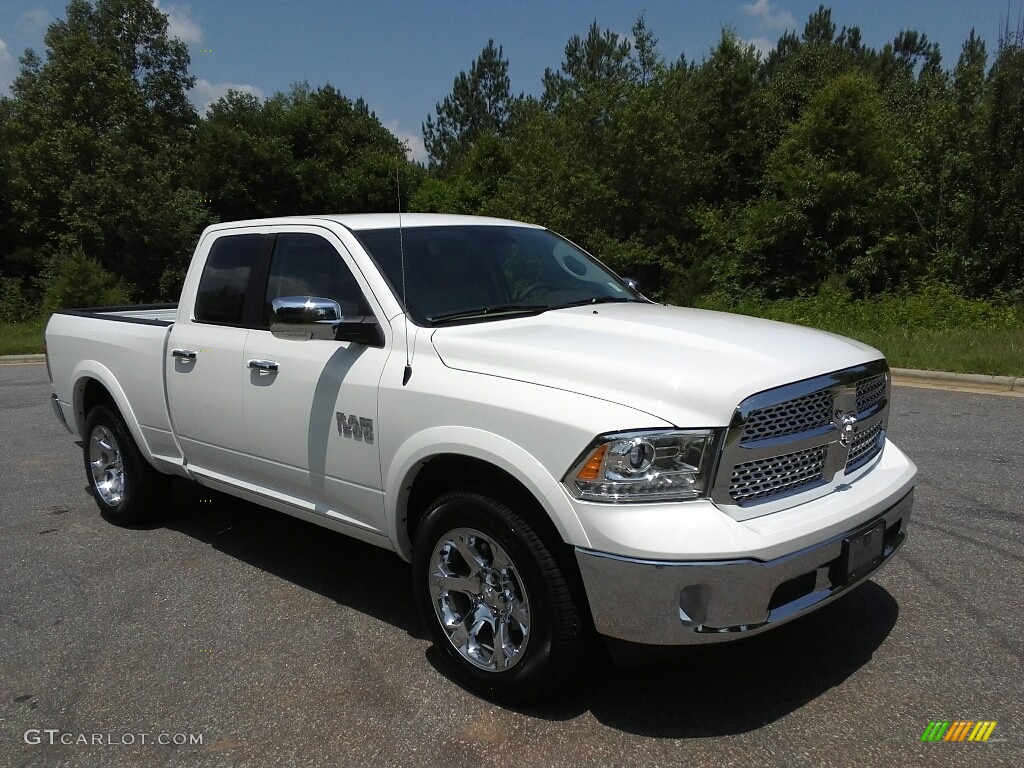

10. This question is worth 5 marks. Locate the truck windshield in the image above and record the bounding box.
[354,225,643,326]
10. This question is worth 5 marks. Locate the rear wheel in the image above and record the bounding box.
[412,490,585,703]
[83,404,168,526]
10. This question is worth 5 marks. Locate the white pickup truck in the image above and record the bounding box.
[45,214,916,701]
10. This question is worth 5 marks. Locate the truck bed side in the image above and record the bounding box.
[55,303,178,325]
[46,306,183,472]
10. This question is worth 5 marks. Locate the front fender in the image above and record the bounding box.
[384,426,591,560]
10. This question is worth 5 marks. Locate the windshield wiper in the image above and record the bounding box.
[550,296,635,310]
[428,304,549,324]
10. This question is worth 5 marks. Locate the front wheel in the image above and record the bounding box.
[412,490,585,703]
[83,404,168,526]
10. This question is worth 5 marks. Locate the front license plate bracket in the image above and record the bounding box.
[833,520,886,586]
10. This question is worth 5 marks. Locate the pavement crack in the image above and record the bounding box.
[900,551,1024,670]
[912,518,1024,566]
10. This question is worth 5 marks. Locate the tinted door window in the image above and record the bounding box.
[263,233,369,324]
[194,234,263,325]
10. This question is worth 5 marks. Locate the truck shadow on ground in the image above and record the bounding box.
[161,480,426,641]
[526,580,899,737]
[162,479,899,739]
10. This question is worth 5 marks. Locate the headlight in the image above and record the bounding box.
[563,429,719,502]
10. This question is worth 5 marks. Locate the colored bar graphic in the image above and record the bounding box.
[921,721,996,743]
[945,721,972,741]
[969,722,997,742]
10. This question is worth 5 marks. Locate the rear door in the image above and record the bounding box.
[242,227,391,535]
[166,232,270,485]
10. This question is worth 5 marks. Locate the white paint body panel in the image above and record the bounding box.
[45,214,916,572]
[431,302,881,428]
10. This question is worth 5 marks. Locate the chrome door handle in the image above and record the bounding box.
[171,348,197,360]
[247,359,279,372]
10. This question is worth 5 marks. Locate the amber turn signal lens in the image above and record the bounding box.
[576,443,608,481]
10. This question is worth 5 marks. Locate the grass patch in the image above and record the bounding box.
[696,284,1024,377]
[5,288,1024,376]
[848,327,1024,376]
[0,318,46,355]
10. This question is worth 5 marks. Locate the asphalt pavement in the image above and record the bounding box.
[1,361,1021,767]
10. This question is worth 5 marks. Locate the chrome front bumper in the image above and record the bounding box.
[575,489,913,645]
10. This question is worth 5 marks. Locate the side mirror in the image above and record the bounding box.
[271,296,343,340]
[335,316,385,347]
[270,296,384,346]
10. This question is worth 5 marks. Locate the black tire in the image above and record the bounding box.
[83,404,169,526]
[412,490,585,703]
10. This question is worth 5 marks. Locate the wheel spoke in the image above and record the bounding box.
[510,597,530,628]
[430,570,482,596]
[449,615,470,648]
[464,607,493,660]
[452,534,485,576]
[494,617,513,670]
[491,547,513,572]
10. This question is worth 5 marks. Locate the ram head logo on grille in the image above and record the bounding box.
[835,411,859,448]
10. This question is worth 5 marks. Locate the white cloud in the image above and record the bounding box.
[0,36,17,93]
[742,36,775,58]
[17,9,51,34]
[742,0,795,30]
[155,1,202,46]
[385,120,428,164]
[191,78,263,113]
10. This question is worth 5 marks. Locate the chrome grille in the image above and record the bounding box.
[846,420,883,470]
[740,389,833,442]
[712,361,891,514]
[730,445,828,503]
[856,374,886,414]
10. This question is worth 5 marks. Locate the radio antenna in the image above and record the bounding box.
[397,153,412,386]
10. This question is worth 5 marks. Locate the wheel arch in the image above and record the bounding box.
[385,428,590,561]
[70,363,152,461]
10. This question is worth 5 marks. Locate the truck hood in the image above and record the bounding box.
[430,303,882,427]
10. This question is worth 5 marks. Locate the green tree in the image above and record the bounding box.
[423,40,512,174]
[5,0,210,299]
[541,21,635,110]
[726,73,900,296]
[41,246,132,313]
[194,83,416,223]
[410,8,1024,304]
[976,28,1024,296]
[0,99,20,278]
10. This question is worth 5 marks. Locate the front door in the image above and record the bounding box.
[242,229,390,535]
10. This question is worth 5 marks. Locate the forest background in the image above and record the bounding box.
[1,1,1022,374]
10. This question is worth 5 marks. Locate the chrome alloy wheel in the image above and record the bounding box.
[89,425,125,506]
[429,527,531,672]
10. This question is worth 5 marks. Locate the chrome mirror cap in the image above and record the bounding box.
[270,296,342,340]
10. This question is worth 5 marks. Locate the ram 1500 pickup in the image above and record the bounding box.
[45,214,916,701]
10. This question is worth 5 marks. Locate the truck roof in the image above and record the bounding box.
[203,213,545,233]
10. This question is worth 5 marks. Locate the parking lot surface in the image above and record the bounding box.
[1,361,1021,767]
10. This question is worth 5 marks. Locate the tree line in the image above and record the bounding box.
[1,1,1022,321]
[419,9,1024,306]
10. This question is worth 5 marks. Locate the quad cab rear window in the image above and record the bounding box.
[194,234,264,325]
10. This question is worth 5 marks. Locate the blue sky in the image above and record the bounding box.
[1,1,1020,161]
